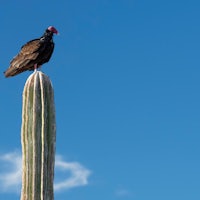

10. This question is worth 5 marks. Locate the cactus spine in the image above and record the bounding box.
[21,71,56,200]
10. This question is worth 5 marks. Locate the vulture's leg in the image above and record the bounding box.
[34,64,42,72]
[34,64,38,72]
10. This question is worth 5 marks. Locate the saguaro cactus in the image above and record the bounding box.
[21,71,56,200]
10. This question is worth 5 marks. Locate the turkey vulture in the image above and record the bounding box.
[4,26,58,77]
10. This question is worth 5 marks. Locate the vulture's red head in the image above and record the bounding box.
[47,26,58,35]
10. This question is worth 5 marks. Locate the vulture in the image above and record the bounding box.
[4,26,58,77]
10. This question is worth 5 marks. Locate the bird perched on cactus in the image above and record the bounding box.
[4,26,58,78]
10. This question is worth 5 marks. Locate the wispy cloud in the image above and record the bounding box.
[0,151,22,192]
[54,155,91,191]
[115,188,132,198]
[0,151,91,193]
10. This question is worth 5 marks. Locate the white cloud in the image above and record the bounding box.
[0,151,22,193]
[0,151,91,193]
[54,155,91,191]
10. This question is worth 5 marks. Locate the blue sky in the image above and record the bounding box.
[0,0,200,199]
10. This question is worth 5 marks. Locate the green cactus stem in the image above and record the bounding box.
[21,71,56,200]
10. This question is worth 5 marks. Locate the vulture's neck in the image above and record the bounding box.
[40,31,53,42]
